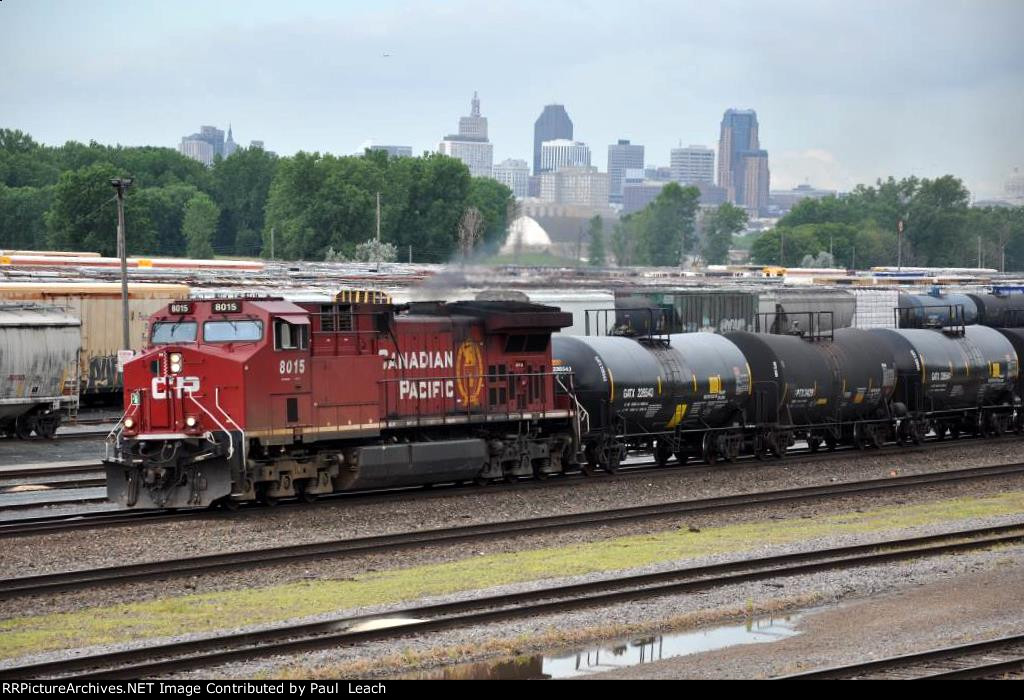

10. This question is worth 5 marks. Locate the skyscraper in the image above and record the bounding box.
[717,109,770,214]
[540,139,591,173]
[492,158,530,199]
[607,139,644,204]
[533,105,574,175]
[439,92,494,178]
[670,145,714,184]
[223,124,238,158]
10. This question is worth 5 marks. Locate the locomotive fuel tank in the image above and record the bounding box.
[552,333,750,436]
[867,326,1018,412]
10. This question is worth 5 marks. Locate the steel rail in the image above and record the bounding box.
[2,461,1023,600]
[778,633,1024,679]
[3,522,1023,680]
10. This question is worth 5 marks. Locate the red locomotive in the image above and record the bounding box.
[105,292,578,508]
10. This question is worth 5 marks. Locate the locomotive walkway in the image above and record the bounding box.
[1,460,1023,600]
[2,521,1023,679]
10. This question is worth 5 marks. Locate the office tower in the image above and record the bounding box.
[607,139,644,204]
[533,104,574,175]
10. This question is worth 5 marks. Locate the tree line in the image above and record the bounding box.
[751,175,1024,270]
[0,129,513,261]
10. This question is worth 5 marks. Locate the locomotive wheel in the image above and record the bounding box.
[297,483,318,503]
[258,486,279,507]
[217,497,241,512]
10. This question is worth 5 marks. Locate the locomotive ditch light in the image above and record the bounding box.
[124,418,134,429]
[169,352,183,374]
[185,416,197,428]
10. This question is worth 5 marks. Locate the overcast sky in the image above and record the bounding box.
[2,0,1021,197]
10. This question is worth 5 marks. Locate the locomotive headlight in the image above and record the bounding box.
[185,416,197,428]
[169,353,183,374]
[123,418,134,429]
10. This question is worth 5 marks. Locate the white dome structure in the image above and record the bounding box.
[500,215,552,254]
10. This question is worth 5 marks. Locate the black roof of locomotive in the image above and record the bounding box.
[406,299,572,332]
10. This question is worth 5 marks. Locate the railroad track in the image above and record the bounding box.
[779,633,1024,679]
[3,522,1023,680]
[2,461,1023,600]
[0,432,1014,537]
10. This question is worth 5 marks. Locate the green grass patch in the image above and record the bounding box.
[3,489,1024,660]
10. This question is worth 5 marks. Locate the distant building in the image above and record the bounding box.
[539,166,608,208]
[623,180,667,214]
[533,105,574,175]
[540,139,591,173]
[369,145,414,158]
[1007,167,1024,199]
[438,92,494,178]
[717,109,770,215]
[670,145,714,184]
[223,125,238,158]
[493,158,530,199]
[645,165,673,181]
[178,124,263,166]
[770,183,837,212]
[607,140,644,205]
[178,138,214,167]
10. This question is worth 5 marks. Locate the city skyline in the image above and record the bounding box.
[3,1,1021,198]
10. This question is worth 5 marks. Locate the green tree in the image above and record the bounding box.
[466,177,515,254]
[587,214,606,266]
[701,202,748,264]
[0,185,54,249]
[636,182,700,266]
[134,183,199,256]
[181,193,220,259]
[212,146,278,255]
[610,219,637,266]
[45,162,156,255]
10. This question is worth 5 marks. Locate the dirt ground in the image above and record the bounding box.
[596,556,1024,679]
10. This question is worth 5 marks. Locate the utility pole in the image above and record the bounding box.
[374,192,381,273]
[110,177,133,351]
[779,229,784,266]
[897,219,904,271]
[978,235,982,269]
[270,227,275,260]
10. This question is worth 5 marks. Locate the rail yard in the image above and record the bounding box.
[1,254,1024,680]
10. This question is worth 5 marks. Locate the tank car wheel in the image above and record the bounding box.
[654,441,672,467]
[807,436,821,453]
[13,416,34,440]
[824,433,837,452]
[701,433,717,466]
[674,451,689,465]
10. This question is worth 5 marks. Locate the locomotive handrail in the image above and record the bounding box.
[185,391,234,460]
[377,370,566,422]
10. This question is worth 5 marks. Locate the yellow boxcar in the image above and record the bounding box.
[0,282,189,396]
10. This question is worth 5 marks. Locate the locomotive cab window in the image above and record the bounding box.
[151,321,197,344]
[274,318,309,351]
[203,320,263,343]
